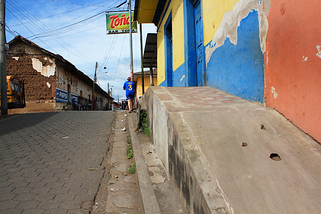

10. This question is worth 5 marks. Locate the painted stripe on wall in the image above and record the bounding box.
[157,0,185,86]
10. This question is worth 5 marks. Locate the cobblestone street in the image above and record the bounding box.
[0,111,114,214]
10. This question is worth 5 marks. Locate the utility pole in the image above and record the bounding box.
[140,24,144,95]
[92,62,98,110]
[128,0,134,80]
[0,0,7,115]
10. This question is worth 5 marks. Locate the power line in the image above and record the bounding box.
[46,0,110,8]
[9,0,121,28]
[6,0,97,63]
[6,0,136,77]
[6,6,58,53]
[24,1,122,40]
[99,35,118,71]
[27,11,105,40]
[10,6,88,28]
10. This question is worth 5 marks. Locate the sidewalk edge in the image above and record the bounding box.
[128,116,161,214]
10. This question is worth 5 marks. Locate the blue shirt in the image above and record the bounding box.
[123,81,135,96]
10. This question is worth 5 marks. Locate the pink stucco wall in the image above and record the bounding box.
[265,1,321,142]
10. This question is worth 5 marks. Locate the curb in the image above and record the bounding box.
[128,115,161,214]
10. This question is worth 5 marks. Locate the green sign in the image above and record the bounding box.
[106,12,137,34]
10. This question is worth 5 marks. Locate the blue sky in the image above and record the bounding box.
[5,0,156,100]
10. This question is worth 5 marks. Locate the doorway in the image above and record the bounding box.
[165,14,173,87]
[193,0,205,86]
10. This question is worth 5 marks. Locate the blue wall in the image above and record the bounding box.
[159,63,187,87]
[173,64,187,86]
[206,11,264,102]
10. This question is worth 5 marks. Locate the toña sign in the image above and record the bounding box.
[106,12,137,34]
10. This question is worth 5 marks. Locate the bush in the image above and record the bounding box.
[127,144,133,159]
[128,163,136,174]
[140,111,150,137]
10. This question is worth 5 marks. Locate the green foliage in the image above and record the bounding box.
[127,144,133,159]
[140,111,150,137]
[128,163,136,174]
[127,135,131,144]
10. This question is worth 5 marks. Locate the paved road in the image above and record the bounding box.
[0,111,115,214]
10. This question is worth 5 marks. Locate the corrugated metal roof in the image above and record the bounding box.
[143,33,157,68]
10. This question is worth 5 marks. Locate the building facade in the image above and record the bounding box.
[135,0,321,143]
[133,69,157,99]
[7,36,112,113]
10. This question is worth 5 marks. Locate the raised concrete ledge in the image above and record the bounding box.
[142,87,233,213]
[128,116,161,214]
[142,86,321,214]
[168,112,234,213]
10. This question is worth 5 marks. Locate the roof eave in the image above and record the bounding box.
[134,0,165,25]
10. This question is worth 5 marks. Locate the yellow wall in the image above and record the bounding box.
[157,0,185,86]
[172,1,185,70]
[156,0,240,85]
[202,0,239,45]
[137,76,158,97]
[157,31,165,85]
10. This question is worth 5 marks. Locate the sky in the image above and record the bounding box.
[5,0,157,101]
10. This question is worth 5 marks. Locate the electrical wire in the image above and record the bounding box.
[6,6,59,53]
[99,35,118,71]
[41,24,101,39]
[46,0,110,8]
[115,36,126,75]
[6,0,103,63]
[6,0,139,82]
[24,1,123,40]
[27,12,104,40]
[10,6,88,28]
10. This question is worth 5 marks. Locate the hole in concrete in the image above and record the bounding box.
[270,153,281,161]
[241,142,248,147]
[260,124,266,130]
[148,170,154,176]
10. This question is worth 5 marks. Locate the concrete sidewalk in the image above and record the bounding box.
[92,110,186,214]
[141,86,321,213]
[128,111,186,214]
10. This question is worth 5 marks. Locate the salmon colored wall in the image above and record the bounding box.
[265,1,321,143]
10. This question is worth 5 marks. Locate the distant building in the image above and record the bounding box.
[6,36,112,113]
[133,33,157,99]
[133,69,157,99]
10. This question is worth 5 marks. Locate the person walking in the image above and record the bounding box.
[123,76,135,113]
